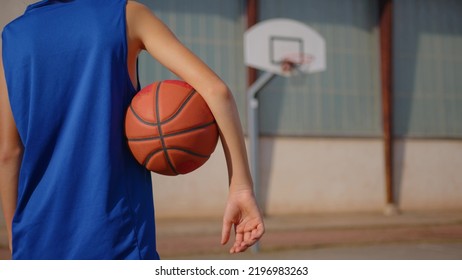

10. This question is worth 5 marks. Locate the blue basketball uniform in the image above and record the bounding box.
[2,0,159,259]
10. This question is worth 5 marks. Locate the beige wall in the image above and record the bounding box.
[395,139,462,211]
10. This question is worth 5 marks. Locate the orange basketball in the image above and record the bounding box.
[125,80,219,175]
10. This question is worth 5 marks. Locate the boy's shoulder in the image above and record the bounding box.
[2,13,27,41]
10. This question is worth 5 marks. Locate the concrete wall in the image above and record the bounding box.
[153,138,462,218]
[394,139,462,211]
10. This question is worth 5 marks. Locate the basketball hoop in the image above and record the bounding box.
[280,53,314,76]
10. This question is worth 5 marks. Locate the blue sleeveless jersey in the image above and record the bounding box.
[2,0,159,259]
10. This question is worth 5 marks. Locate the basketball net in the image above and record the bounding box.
[280,53,314,76]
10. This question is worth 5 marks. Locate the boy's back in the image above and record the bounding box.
[2,0,159,259]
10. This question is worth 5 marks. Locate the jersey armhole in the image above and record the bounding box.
[123,0,140,93]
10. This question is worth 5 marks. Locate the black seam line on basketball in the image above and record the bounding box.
[155,81,178,175]
[143,148,164,166]
[165,147,210,158]
[142,147,210,167]
[162,88,197,124]
[128,89,197,127]
[127,120,216,142]
[129,104,155,126]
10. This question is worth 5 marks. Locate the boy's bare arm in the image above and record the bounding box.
[126,1,264,253]
[0,57,22,253]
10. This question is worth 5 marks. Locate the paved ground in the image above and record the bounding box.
[155,211,462,260]
[181,243,462,260]
[1,211,462,260]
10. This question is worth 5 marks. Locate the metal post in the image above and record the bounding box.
[248,71,276,206]
[247,71,275,253]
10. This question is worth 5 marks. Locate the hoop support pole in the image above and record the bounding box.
[247,71,275,254]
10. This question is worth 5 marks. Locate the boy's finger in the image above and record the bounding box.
[221,220,232,245]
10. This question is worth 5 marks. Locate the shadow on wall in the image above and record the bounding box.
[392,0,462,207]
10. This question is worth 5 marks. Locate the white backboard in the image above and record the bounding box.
[244,18,326,75]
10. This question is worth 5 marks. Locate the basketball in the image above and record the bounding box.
[125,80,219,176]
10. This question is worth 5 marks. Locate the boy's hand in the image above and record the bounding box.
[221,188,265,254]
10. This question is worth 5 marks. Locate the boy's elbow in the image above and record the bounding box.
[204,80,232,101]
